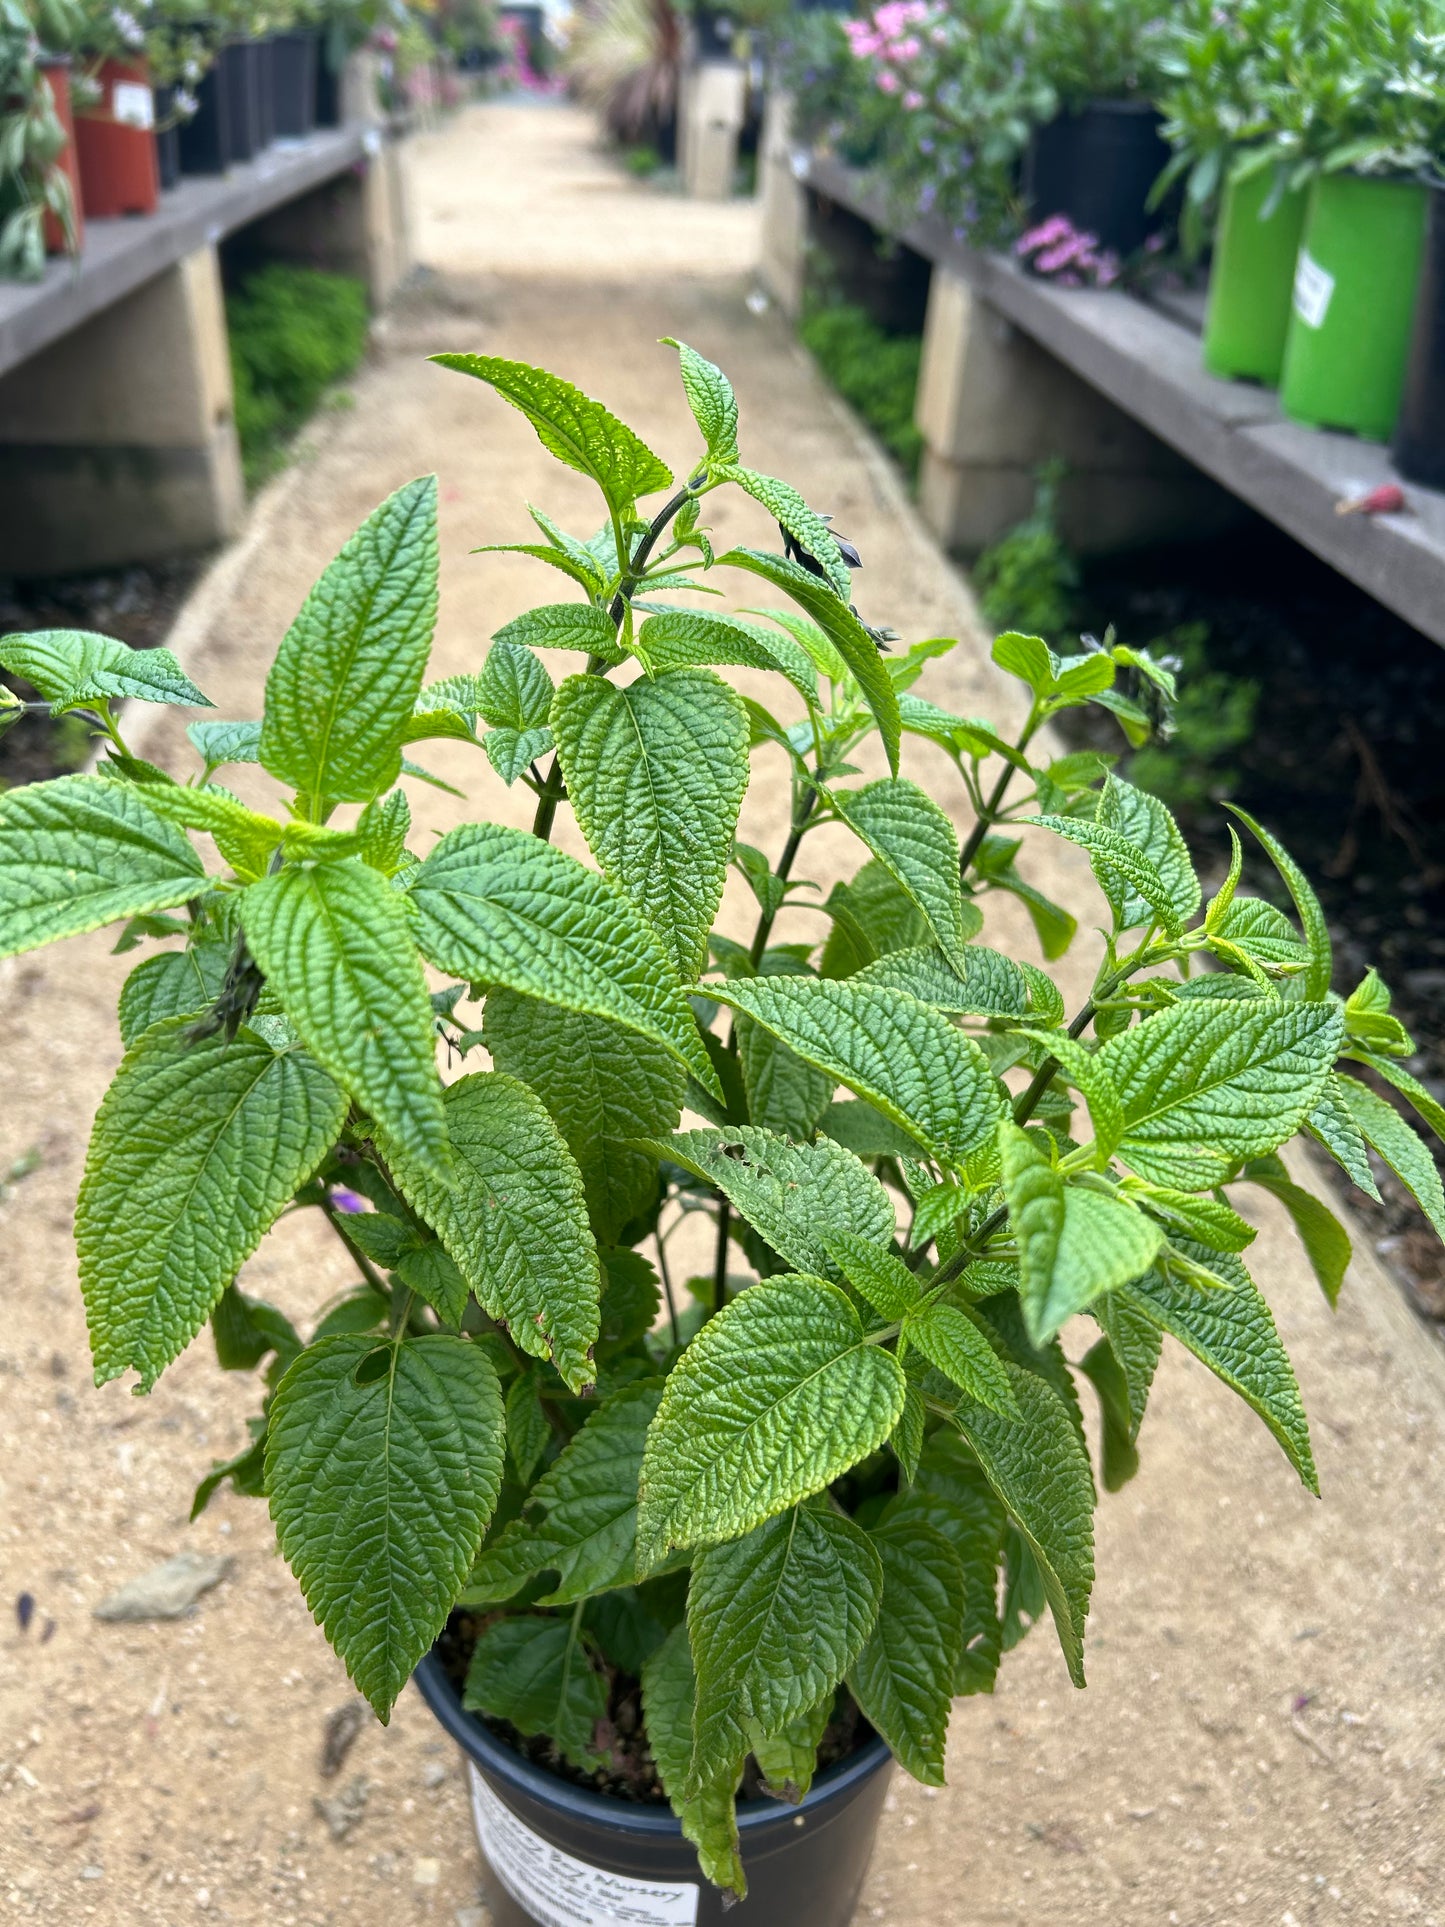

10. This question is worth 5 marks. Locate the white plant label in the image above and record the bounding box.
[469,1765,700,1927]
[112,82,155,130]
[1293,250,1335,330]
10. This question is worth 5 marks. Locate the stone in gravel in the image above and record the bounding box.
[93,1552,232,1622]
[313,1777,369,1841]
[413,1859,441,1887]
[421,1759,448,1789]
[455,1908,491,1927]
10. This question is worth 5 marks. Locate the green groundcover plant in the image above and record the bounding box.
[3,346,1445,1897]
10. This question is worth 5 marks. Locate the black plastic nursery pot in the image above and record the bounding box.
[1392,185,1445,490]
[1024,99,1172,258]
[272,30,318,138]
[176,63,232,174]
[154,86,181,189]
[413,1652,894,1927]
[314,49,342,128]
[222,38,262,163]
[254,35,277,150]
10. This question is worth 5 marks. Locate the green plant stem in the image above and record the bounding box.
[655,1228,680,1350]
[958,707,1040,881]
[709,1199,731,1322]
[608,479,701,622]
[748,788,820,968]
[320,1197,388,1296]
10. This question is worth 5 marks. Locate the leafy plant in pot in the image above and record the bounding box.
[0,0,86,276]
[3,344,1444,1922]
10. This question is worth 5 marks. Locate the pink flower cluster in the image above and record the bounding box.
[1015,214,1122,289]
[844,1,934,106]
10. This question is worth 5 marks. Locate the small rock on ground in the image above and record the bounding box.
[313,1776,369,1841]
[92,1551,232,1622]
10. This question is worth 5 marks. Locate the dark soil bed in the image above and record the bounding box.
[1070,517,1445,1324]
[435,1610,873,1806]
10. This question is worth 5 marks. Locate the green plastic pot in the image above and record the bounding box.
[1279,173,1428,441]
[1202,168,1308,385]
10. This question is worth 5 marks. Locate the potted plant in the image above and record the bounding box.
[2,344,1442,1919]
[1155,0,1323,386]
[143,4,214,187]
[1274,0,1445,441]
[72,0,163,219]
[1,0,85,275]
[271,0,319,136]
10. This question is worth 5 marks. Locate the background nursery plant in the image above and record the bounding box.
[3,343,1444,1900]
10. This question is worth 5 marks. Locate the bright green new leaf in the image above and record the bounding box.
[855,943,1029,1019]
[688,1503,881,1790]
[410,822,720,1096]
[641,1624,746,1898]
[905,1301,1019,1417]
[76,1020,345,1388]
[1336,1075,1445,1239]
[241,858,447,1172]
[1028,814,1188,936]
[0,775,206,959]
[464,1613,606,1770]
[1343,968,1412,1056]
[664,337,739,462]
[716,548,901,773]
[1210,898,1309,971]
[1226,805,1331,1000]
[1095,776,1200,931]
[714,465,852,598]
[848,1516,966,1785]
[636,609,818,708]
[483,990,684,1242]
[636,1273,906,1568]
[466,1383,661,1605]
[1100,1000,1344,1189]
[991,631,1059,698]
[267,1332,504,1720]
[951,1364,1096,1686]
[823,1230,922,1320]
[1018,1030,1124,1162]
[484,725,553,786]
[1305,1070,1381,1199]
[0,628,211,708]
[1246,1163,1351,1308]
[491,601,623,662]
[117,943,228,1046]
[644,1127,894,1277]
[833,779,975,975]
[478,639,554,731]
[552,667,749,982]
[715,978,1003,1166]
[1117,1253,1317,1492]
[260,477,439,812]
[379,1072,600,1390]
[433,354,673,516]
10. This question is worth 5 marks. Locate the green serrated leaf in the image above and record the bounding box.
[117,943,229,1047]
[735,1013,833,1142]
[834,779,975,975]
[906,1301,1019,1416]
[1226,806,1331,1000]
[715,978,1003,1167]
[665,337,739,462]
[854,943,1028,1018]
[479,640,555,731]
[241,858,446,1172]
[410,823,720,1098]
[484,725,553,785]
[822,1230,922,1320]
[260,478,439,813]
[435,354,673,516]
[1095,775,1200,930]
[1028,813,1187,936]
[636,609,818,709]
[1077,1336,1141,1492]
[1305,1071,1381,1199]
[464,1613,606,1769]
[636,1274,905,1568]
[641,1624,746,1897]
[379,1071,600,1391]
[187,719,262,770]
[1092,1292,1163,1446]
[990,631,1059,698]
[0,628,211,708]
[1336,1075,1445,1239]
[748,1696,832,1804]
[492,601,623,662]
[714,466,852,599]
[849,1516,966,1784]
[1246,1167,1351,1308]
[688,1503,881,1791]
[885,1430,1005,1695]
[77,1021,345,1389]
[0,775,207,959]
[1100,1000,1344,1189]
[552,668,749,984]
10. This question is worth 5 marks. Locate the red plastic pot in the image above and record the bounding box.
[74,57,159,219]
[35,57,83,256]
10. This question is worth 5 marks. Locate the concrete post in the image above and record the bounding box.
[758,89,808,319]
[915,266,1237,556]
[680,59,747,201]
[0,247,244,576]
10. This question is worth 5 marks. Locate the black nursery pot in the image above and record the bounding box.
[1024,98,1171,257]
[272,30,318,138]
[1391,185,1445,489]
[154,85,181,188]
[413,1653,894,1927]
[314,46,342,127]
[254,35,277,149]
[177,63,232,174]
[222,38,262,162]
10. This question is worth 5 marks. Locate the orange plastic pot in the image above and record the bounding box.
[38,57,84,255]
[74,57,159,219]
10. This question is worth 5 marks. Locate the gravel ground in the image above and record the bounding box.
[1,100,1443,1927]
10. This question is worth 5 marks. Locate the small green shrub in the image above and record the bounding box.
[226,265,370,486]
[972,460,1081,641]
[798,301,924,476]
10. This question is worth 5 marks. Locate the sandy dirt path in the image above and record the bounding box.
[2,100,1443,1927]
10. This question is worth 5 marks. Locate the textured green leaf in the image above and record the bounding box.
[260,477,439,811]
[1100,1001,1344,1189]
[951,1365,1095,1686]
[0,775,206,959]
[849,1516,966,1785]
[552,667,749,983]
[854,943,1028,1018]
[598,1248,663,1350]
[130,782,280,880]
[267,1331,503,1719]
[822,1230,922,1320]
[991,631,1059,698]
[395,1241,471,1326]
[642,1127,894,1277]
[1127,1183,1257,1254]
[886,1431,1005,1695]
[484,725,553,786]
[0,628,211,708]
[463,1613,606,1769]
[1019,1030,1124,1161]
[736,1014,833,1142]
[717,548,901,773]
[1336,1075,1445,1240]
[241,858,446,1171]
[1117,1254,1317,1492]
[478,639,554,731]
[820,859,930,978]
[187,719,262,770]
[1028,814,1187,936]
[434,354,673,515]
[906,1302,1019,1416]
[834,780,975,974]
[715,978,1003,1166]
[637,1274,905,1568]
[714,466,852,598]
[1360,1052,1445,1146]
[688,1504,881,1790]
[818,1098,925,1162]
[492,601,622,661]
[1095,775,1200,930]
[1211,897,1309,969]
[1227,805,1331,1000]
[1092,1293,1163,1441]
[484,990,682,1243]
[1305,1071,1381,1199]
[117,943,228,1046]
[1078,1335,1142,1492]
[379,1072,600,1391]
[749,1696,832,1803]
[641,1625,745,1897]
[467,1383,660,1605]
[410,823,719,1096]
[1343,969,1412,1056]
[665,337,739,461]
[636,609,818,708]
[76,1021,345,1388]
[1246,1166,1351,1307]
